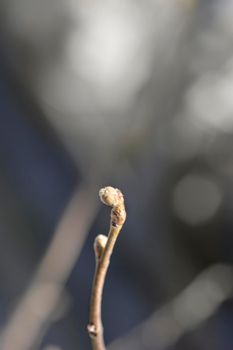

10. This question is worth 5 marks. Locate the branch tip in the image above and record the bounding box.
[88,186,127,350]
[99,186,126,227]
[99,186,124,208]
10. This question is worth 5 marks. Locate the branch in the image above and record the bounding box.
[87,186,127,350]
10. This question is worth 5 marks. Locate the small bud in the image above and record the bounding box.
[99,186,124,207]
[94,234,108,260]
[87,323,97,337]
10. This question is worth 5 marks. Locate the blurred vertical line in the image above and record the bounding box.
[0,182,99,350]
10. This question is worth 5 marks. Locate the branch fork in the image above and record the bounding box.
[87,186,127,350]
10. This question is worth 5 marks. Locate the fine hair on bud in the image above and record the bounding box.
[99,186,124,207]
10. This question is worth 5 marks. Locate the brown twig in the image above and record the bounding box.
[87,186,127,350]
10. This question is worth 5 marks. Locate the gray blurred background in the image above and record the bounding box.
[1,0,233,349]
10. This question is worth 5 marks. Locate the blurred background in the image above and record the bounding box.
[1,0,233,349]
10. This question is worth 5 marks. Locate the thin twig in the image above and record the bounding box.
[87,186,127,350]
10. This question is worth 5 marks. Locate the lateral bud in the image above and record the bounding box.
[94,234,108,260]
